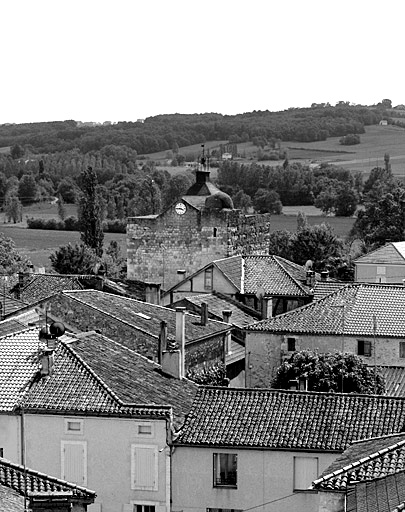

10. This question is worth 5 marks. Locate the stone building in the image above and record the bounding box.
[127,162,271,290]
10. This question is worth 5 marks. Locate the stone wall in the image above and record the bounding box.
[127,205,271,290]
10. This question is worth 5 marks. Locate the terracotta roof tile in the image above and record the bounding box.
[381,368,405,397]
[176,387,405,451]
[246,283,405,337]
[346,472,405,512]
[20,274,83,304]
[355,242,405,265]
[214,255,243,291]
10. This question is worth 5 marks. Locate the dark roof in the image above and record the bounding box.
[381,367,405,397]
[312,280,350,301]
[22,331,197,427]
[0,456,96,502]
[0,483,22,512]
[0,294,29,317]
[246,283,405,337]
[17,274,84,304]
[175,292,260,327]
[60,290,230,342]
[0,318,27,337]
[346,472,405,512]
[313,433,405,491]
[67,332,197,427]
[175,387,405,451]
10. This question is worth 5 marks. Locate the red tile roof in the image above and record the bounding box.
[246,283,405,337]
[346,472,405,512]
[381,367,405,397]
[18,274,84,304]
[354,242,405,265]
[214,255,243,291]
[175,387,405,451]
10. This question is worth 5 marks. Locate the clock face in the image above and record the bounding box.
[175,202,186,215]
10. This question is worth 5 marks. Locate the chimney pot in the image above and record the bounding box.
[175,307,186,378]
[321,270,329,281]
[222,309,232,323]
[177,270,186,283]
[201,302,208,326]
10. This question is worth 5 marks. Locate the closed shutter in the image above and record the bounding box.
[294,456,318,490]
[61,441,87,486]
[131,445,158,491]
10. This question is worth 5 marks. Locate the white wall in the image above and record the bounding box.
[172,446,338,512]
[0,414,20,462]
[24,414,169,512]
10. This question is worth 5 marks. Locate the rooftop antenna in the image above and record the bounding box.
[200,144,206,170]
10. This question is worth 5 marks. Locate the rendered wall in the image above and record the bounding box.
[245,331,405,388]
[24,414,169,512]
[355,263,405,284]
[172,446,338,512]
[0,414,21,463]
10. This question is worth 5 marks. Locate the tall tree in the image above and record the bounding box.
[0,232,31,274]
[50,242,97,274]
[78,166,104,257]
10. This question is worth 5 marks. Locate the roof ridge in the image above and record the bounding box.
[312,438,405,487]
[273,255,311,295]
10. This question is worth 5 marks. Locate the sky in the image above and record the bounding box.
[1,0,403,124]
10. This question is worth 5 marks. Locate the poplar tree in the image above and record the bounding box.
[78,166,104,257]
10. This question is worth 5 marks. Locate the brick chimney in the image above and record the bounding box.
[145,282,161,305]
[222,310,233,355]
[306,270,315,287]
[320,270,329,281]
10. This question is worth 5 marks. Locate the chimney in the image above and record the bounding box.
[158,321,167,364]
[306,270,315,287]
[145,282,161,305]
[161,308,186,379]
[222,310,232,323]
[201,302,208,326]
[177,269,186,283]
[261,298,272,320]
[321,270,329,281]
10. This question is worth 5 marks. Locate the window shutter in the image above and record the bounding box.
[131,445,157,490]
[294,456,318,490]
[61,442,86,485]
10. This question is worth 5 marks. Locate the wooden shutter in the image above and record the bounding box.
[131,445,158,490]
[294,456,318,490]
[61,441,87,485]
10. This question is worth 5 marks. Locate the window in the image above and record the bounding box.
[400,342,405,359]
[294,456,318,491]
[358,340,372,357]
[133,505,155,512]
[64,418,83,435]
[204,268,213,291]
[131,445,158,491]
[287,337,296,352]
[135,422,154,437]
[213,453,237,487]
[0,448,3,458]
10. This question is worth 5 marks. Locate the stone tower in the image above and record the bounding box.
[127,158,271,290]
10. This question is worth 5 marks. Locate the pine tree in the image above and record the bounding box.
[78,166,104,257]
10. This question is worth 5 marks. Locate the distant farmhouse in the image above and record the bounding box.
[127,156,271,290]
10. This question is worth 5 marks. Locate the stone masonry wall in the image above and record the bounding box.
[127,206,271,290]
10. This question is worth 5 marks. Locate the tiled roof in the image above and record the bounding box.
[0,483,22,511]
[381,367,405,397]
[214,255,243,291]
[243,255,314,297]
[177,292,259,327]
[65,332,197,427]
[346,472,405,512]
[19,274,83,304]
[0,318,27,338]
[175,387,405,451]
[0,328,41,412]
[354,242,405,265]
[246,283,405,337]
[60,290,230,342]
[0,294,29,317]
[313,433,405,490]
[19,330,196,427]
[312,280,350,301]
[0,456,96,501]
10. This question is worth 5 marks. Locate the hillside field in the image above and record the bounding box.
[0,203,355,270]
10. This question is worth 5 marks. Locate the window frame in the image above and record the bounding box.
[130,501,157,512]
[60,440,87,486]
[134,422,154,438]
[64,418,84,435]
[204,267,213,291]
[400,341,405,359]
[131,444,158,491]
[213,453,237,488]
[358,339,372,357]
